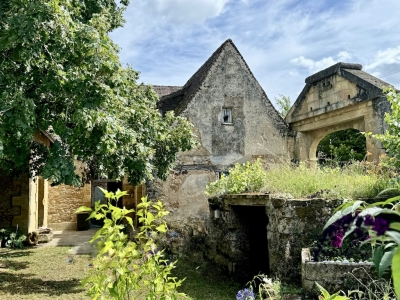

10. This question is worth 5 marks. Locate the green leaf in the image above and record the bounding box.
[378,246,397,278]
[373,245,384,275]
[156,224,167,233]
[386,231,400,244]
[392,246,400,299]
[358,207,383,217]
[315,282,330,298]
[390,222,400,231]
[76,206,92,213]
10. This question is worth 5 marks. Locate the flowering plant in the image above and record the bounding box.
[236,274,281,300]
[236,288,255,300]
[317,196,400,297]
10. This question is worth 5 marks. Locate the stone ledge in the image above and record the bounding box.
[48,222,76,231]
[301,248,375,293]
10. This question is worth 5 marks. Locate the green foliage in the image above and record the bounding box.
[373,87,400,170]
[0,0,195,186]
[248,275,282,300]
[77,189,185,299]
[275,94,291,118]
[206,160,389,199]
[317,129,367,164]
[315,282,350,300]
[205,158,267,196]
[323,196,400,298]
[0,228,26,249]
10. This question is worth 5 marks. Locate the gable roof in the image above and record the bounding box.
[157,39,289,133]
[286,62,396,122]
[152,85,182,98]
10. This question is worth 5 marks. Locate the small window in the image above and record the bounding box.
[222,108,232,124]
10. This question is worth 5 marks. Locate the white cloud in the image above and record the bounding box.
[111,0,400,106]
[365,46,400,71]
[140,0,230,24]
[290,51,352,74]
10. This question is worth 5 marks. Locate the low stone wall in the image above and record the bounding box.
[301,248,375,293]
[206,194,343,282]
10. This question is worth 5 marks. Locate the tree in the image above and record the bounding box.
[0,0,195,186]
[275,94,291,118]
[317,129,366,164]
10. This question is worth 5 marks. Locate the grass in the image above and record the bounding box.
[0,246,241,299]
[263,162,389,199]
[0,246,90,299]
[172,260,241,300]
[206,159,393,199]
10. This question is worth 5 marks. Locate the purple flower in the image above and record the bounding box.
[236,288,255,300]
[331,229,344,248]
[364,215,374,226]
[372,217,389,236]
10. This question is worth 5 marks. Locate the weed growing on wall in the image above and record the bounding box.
[76,189,185,300]
[205,158,267,195]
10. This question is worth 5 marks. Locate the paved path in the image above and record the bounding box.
[39,229,98,255]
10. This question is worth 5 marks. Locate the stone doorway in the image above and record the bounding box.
[232,205,270,278]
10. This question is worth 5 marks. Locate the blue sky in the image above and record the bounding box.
[110,0,400,108]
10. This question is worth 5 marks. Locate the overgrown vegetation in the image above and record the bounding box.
[77,189,185,299]
[206,159,391,199]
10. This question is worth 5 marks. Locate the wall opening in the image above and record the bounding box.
[232,205,269,279]
[91,180,123,226]
[316,128,366,166]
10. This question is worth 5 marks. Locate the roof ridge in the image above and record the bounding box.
[305,62,362,84]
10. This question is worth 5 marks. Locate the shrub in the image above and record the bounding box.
[205,158,267,196]
[77,189,185,299]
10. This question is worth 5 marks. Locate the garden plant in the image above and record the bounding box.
[76,188,185,300]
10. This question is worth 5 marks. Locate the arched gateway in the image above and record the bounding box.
[286,63,394,167]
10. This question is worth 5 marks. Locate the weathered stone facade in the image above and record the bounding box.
[0,171,29,233]
[152,39,293,251]
[286,62,394,166]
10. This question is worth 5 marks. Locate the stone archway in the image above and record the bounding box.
[285,63,391,167]
[292,105,384,168]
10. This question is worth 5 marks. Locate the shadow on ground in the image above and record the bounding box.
[0,249,34,258]
[0,273,85,297]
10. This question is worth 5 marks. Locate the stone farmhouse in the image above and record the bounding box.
[0,38,396,258]
[150,40,395,259]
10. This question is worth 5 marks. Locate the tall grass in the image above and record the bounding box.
[206,160,392,199]
[263,162,389,199]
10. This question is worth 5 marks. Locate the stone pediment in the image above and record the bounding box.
[286,62,394,124]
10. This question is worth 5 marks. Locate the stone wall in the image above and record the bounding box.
[206,195,343,283]
[301,248,375,293]
[48,183,91,230]
[0,171,29,233]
